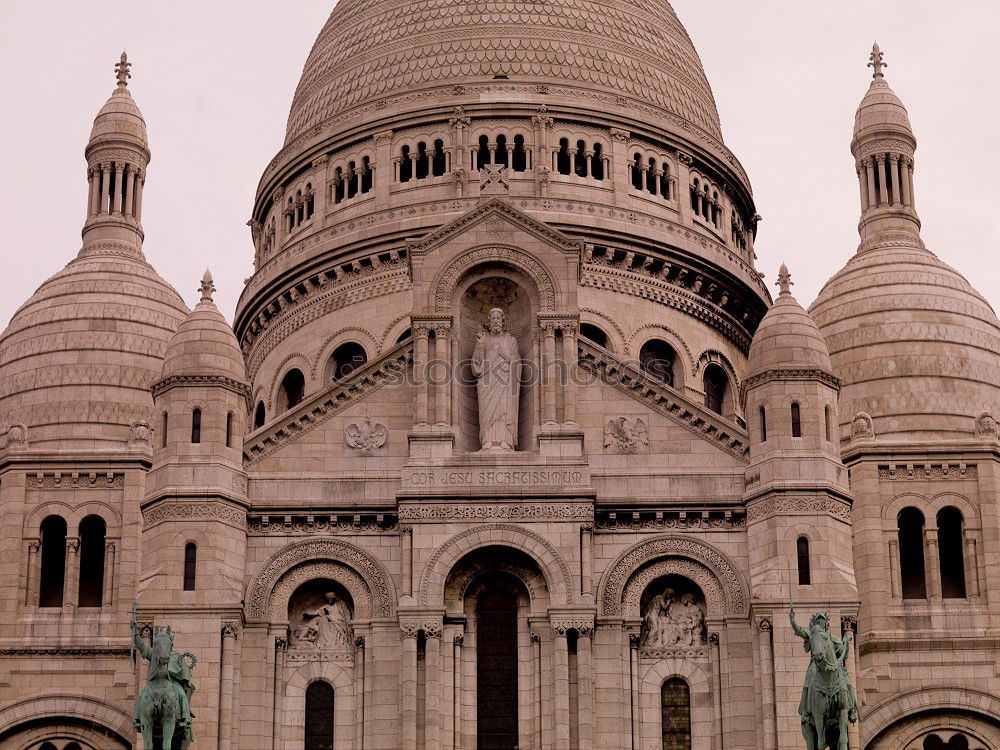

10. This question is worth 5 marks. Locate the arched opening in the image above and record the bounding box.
[161,411,168,448]
[759,406,767,442]
[183,542,197,591]
[632,153,644,190]
[495,135,509,168]
[557,138,571,175]
[661,677,692,750]
[400,145,413,182]
[415,141,429,180]
[639,575,706,650]
[791,402,802,437]
[476,586,519,750]
[660,162,670,197]
[639,339,676,387]
[304,680,335,750]
[432,139,447,176]
[512,135,527,172]
[225,412,233,448]
[288,579,354,651]
[329,342,368,382]
[797,536,811,586]
[937,507,967,598]
[280,368,306,410]
[39,515,67,607]
[360,156,373,193]
[703,364,728,415]
[592,143,605,180]
[646,157,658,194]
[396,328,413,344]
[191,407,202,444]
[77,515,106,607]
[254,400,266,429]
[898,507,927,599]
[574,139,587,177]
[579,323,609,349]
[477,135,491,170]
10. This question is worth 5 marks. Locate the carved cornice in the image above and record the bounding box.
[152,374,250,398]
[143,501,247,529]
[596,508,745,531]
[248,512,398,534]
[26,473,124,489]
[745,495,852,524]
[0,646,131,657]
[578,339,747,459]
[222,622,240,639]
[877,463,977,481]
[243,340,410,465]
[742,368,842,392]
[552,618,594,637]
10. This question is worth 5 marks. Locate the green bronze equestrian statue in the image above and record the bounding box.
[790,608,859,750]
[131,601,197,750]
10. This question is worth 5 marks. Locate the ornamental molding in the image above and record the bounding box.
[243,342,410,465]
[76,239,145,260]
[595,510,745,531]
[399,503,592,521]
[26,473,124,490]
[599,535,748,617]
[877,463,977,481]
[285,649,354,664]
[0,646,131,657]
[432,243,560,313]
[857,138,915,160]
[221,622,240,639]
[745,495,852,524]
[269,560,372,620]
[741,368,842,392]
[246,538,396,621]
[552,618,594,636]
[622,558,726,620]
[143,501,246,528]
[640,645,709,660]
[152,374,250,398]
[248,513,398,535]
[578,339,748,459]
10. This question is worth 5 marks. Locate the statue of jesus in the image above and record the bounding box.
[472,307,521,451]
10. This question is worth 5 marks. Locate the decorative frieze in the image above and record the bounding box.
[26,473,124,489]
[247,512,398,534]
[877,464,977,481]
[595,508,745,531]
[0,646,131,657]
[640,646,709,660]
[143,502,246,528]
[745,496,851,524]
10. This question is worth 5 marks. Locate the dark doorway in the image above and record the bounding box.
[304,680,335,750]
[477,588,519,750]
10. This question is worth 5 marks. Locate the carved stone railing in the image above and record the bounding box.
[577,339,748,459]
[243,340,411,465]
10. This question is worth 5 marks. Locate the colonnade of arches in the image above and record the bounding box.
[896,506,970,600]
[34,514,107,608]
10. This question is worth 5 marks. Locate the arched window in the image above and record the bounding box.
[631,153,644,190]
[78,515,106,607]
[937,507,967,598]
[183,542,197,591]
[496,135,509,167]
[396,328,413,344]
[280,369,306,410]
[226,412,233,448]
[646,157,658,194]
[660,162,671,198]
[759,406,767,442]
[399,145,413,182]
[574,139,587,177]
[360,156,373,193]
[432,139,447,176]
[639,339,676,387]
[661,677,691,750]
[825,405,834,442]
[330,342,368,382]
[304,680,335,750]
[161,411,168,448]
[703,364,728,415]
[39,515,67,607]
[512,135,527,172]
[791,402,802,437]
[39,744,58,750]
[254,401,266,429]
[579,323,608,349]
[898,507,927,599]
[334,167,345,203]
[477,135,491,170]
[191,408,202,444]
[591,143,605,180]
[347,161,359,198]
[557,138,571,175]
[415,142,429,179]
[797,536,811,585]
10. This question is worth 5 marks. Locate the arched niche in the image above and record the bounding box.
[636,573,708,651]
[287,578,356,653]
[443,545,550,616]
[453,267,540,452]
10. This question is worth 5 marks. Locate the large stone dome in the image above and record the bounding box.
[284,0,723,145]
[0,246,189,450]
[810,245,1000,443]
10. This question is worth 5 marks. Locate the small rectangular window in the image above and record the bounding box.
[191,408,201,444]
[225,412,233,448]
[183,543,197,591]
[791,403,802,438]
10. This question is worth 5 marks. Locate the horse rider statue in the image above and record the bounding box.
[131,601,197,750]
[790,608,859,750]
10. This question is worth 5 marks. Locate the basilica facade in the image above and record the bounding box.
[1,2,999,749]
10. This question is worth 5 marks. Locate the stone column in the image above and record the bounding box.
[531,632,542,750]
[86,167,98,218]
[454,634,464,750]
[112,163,125,214]
[965,533,981,600]
[842,617,860,750]
[577,627,595,750]
[865,157,877,208]
[134,169,144,221]
[450,107,470,174]
[610,129,631,196]
[900,157,912,207]
[24,539,39,606]
[756,617,777,750]
[271,636,286,749]
[218,621,239,750]
[561,322,578,426]
[401,526,413,598]
[906,158,916,210]
[888,155,901,205]
[857,163,869,211]
[354,636,366,750]
[434,323,452,426]
[425,624,442,748]
[103,541,116,606]
[628,633,640,749]
[373,131,393,207]
[926,527,942,601]
[580,525,592,598]
[414,325,430,427]
[100,163,111,213]
[542,322,558,426]
[876,155,889,206]
[552,628,571,750]
[888,538,901,598]
[401,624,419,750]
[64,536,80,609]
[710,632,724,748]
[125,166,137,217]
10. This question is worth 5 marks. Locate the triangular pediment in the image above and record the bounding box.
[406,198,581,257]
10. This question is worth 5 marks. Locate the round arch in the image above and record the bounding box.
[863,687,1000,749]
[419,523,572,607]
[639,660,713,750]
[432,244,559,313]
[599,535,748,618]
[245,539,396,621]
[443,546,551,615]
[282,661,356,750]
[0,695,133,748]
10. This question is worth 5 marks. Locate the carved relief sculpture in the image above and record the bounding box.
[345,417,387,453]
[640,587,706,650]
[604,417,649,454]
[291,591,353,650]
[472,308,521,451]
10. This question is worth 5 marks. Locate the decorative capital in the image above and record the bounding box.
[841,615,858,636]
[756,616,773,632]
[275,636,287,652]
[222,621,240,639]
[454,634,465,647]
[373,130,393,146]
[868,42,887,79]
[115,51,132,88]
[138,621,154,639]
[65,537,80,553]
[354,635,366,650]
[610,128,630,143]
[27,539,40,554]
[529,632,540,645]
[628,632,642,649]
[709,632,720,646]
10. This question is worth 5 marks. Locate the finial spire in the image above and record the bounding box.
[199,269,215,303]
[776,263,793,297]
[115,51,132,88]
[868,42,886,80]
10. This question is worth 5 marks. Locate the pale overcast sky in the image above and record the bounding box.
[1,1,997,328]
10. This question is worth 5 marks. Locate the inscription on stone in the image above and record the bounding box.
[404,468,585,488]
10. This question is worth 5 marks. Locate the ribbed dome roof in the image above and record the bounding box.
[285,0,722,145]
[89,84,148,154]
[160,272,247,384]
[0,246,188,450]
[810,246,1000,442]
[748,265,832,377]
